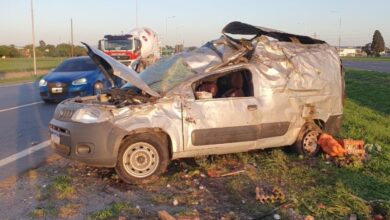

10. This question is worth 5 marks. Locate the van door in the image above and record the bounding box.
[182,68,260,153]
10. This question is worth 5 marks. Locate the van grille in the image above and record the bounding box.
[54,108,76,120]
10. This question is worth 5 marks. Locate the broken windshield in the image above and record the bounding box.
[123,56,196,94]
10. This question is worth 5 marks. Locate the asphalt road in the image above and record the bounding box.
[343,60,390,73]
[0,81,56,180]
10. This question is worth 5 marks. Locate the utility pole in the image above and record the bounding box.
[135,0,138,28]
[165,16,175,46]
[70,18,74,57]
[338,16,342,55]
[30,0,37,76]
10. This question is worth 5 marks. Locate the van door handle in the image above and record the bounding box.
[247,105,257,111]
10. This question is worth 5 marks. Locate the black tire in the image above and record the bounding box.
[115,133,170,184]
[42,98,52,103]
[293,123,322,157]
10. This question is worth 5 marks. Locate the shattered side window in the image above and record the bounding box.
[139,56,196,94]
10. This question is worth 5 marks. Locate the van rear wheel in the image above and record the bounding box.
[293,123,322,157]
[115,133,169,184]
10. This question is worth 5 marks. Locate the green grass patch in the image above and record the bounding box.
[342,56,390,62]
[52,175,76,199]
[0,57,65,73]
[0,74,44,85]
[344,69,390,115]
[88,202,132,220]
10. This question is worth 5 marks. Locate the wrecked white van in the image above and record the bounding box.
[49,22,344,184]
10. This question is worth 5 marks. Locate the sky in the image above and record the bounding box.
[0,0,389,48]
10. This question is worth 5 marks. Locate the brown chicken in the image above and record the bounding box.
[317,133,346,157]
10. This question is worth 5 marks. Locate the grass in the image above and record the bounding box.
[0,57,64,73]
[0,74,43,85]
[343,68,390,115]
[194,68,390,219]
[35,175,76,201]
[52,175,76,199]
[88,202,133,220]
[342,56,390,62]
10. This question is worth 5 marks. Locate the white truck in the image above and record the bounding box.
[98,28,160,72]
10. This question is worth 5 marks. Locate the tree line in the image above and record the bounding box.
[361,30,386,57]
[0,40,86,58]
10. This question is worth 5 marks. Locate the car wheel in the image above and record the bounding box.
[93,81,104,95]
[293,123,322,157]
[115,133,170,184]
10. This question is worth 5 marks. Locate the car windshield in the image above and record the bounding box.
[54,58,97,72]
[122,56,196,94]
[104,39,133,50]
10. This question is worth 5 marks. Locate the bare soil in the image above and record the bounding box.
[0,154,283,220]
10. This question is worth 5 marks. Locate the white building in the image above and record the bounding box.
[338,47,363,57]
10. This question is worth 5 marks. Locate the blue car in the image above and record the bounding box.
[39,56,121,102]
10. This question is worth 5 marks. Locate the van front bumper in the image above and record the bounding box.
[49,119,126,167]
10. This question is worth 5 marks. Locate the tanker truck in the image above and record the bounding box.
[98,28,160,72]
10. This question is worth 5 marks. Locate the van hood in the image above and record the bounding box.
[82,43,160,98]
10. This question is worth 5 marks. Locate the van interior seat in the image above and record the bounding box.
[222,73,245,97]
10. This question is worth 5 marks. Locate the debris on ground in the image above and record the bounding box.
[317,133,346,157]
[220,170,246,177]
[318,133,366,167]
[255,186,285,204]
[349,213,357,220]
[158,210,176,220]
[207,169,245,178]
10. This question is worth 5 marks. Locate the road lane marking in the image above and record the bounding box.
[0,140,50,168]
[0,82,34,88]
[0,101,44,113]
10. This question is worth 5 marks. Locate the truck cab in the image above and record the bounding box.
[98,34,141,67]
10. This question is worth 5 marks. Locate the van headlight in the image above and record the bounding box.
[72,78,87,85]
[39,79,47,87]
[71,107,112,123]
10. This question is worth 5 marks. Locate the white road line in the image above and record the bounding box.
[0,82,34,88]
[0,140,50,168]
[0,101,44,113]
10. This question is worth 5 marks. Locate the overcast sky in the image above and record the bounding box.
[0,0,389,47]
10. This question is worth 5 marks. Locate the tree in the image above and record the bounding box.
[0,45,21,57]
[73,46,87,56]
[45,44,56,57]
[362,43,373,56]
[39,40,46,49]
[55,43,72,57]
[371,30,385,57]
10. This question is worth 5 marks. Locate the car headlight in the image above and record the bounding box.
[72,78,87,85]
[39,79,47,87]
[71,107,112,123]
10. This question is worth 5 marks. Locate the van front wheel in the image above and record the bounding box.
[115,133,170,184]
[293,123,322,157]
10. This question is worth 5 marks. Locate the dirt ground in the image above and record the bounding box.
[0,152,293,220]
